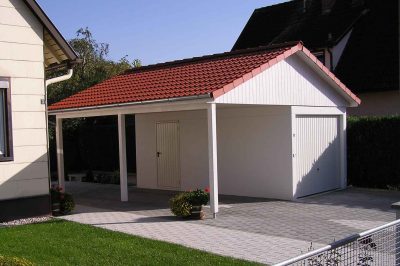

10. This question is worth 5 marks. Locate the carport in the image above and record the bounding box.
[49,42,360,218]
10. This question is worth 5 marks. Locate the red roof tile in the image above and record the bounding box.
[49,42,360,111]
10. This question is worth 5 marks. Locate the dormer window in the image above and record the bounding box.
[314,51,325,65]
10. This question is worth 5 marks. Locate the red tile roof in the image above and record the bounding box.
[49,42,360,111]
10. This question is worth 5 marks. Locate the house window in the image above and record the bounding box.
[0,78,13,161]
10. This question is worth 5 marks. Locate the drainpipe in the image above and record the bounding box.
[45,68,74,190]
[46,68,73,88]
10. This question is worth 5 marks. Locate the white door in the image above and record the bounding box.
[295,115,341,198]
[156,121,180,189]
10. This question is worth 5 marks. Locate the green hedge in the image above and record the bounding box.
[347,116,400,189]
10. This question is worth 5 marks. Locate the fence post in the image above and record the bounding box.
[391,202,400,265]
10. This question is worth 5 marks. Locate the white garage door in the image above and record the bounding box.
[295,115,341,198]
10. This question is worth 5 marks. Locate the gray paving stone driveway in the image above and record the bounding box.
[62,182,398,265]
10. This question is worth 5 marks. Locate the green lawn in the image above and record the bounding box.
[0,219,260,266]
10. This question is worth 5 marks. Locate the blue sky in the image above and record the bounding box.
[37,0,285,66]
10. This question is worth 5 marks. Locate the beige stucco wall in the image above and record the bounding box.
[348,91,400,116]
[0,0,49,200]
[135,106,293,200]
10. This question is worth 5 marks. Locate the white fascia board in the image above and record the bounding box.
[291,106,346,115]
[296,52,359,107]
[51,98,212,119]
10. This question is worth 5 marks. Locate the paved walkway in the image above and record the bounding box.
[62,182,398,265]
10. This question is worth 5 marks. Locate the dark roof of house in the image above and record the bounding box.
[334,0,399,92]
[49,42,360,112]
[232,0,399,93]
[23,0,79,68]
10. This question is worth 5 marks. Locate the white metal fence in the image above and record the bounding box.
[275,219,400,266]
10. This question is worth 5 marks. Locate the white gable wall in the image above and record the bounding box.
[215,54,348,107]
[0,0,48,200]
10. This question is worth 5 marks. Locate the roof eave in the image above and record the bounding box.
[296,46,361,107]
[23,0,79,64]
[46,58,83,72]
[48,93,213,115]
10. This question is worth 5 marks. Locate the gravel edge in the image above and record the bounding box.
[1,216,52,227]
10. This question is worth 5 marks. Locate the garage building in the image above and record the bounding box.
[49,42,360,217]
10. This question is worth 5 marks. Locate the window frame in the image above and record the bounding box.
[0,77,13,162]
[313,50,326,65]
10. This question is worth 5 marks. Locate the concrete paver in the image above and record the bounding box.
[62,182,398,265]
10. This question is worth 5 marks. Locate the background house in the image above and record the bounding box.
[0,0,78,222]
[233,0,399,116]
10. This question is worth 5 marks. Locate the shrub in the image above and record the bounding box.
[82,170,94,182]
[0,255,34,266]
[60,193,75,214]
[96,173,110,184]
[112,170,120,184]
[347,116,400,188]
[50,186,75,215]
[170,192,192,218]
[187,189,209,206]
[170,189,210,218]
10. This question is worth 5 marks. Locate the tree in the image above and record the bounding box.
[48,27,140,105]
[47,27,141,135]
[47,28,141,176]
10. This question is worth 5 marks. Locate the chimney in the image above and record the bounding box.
[321,0,336,14]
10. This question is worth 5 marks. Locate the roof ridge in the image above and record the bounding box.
[254,0,299,12]
[123,41,301,75]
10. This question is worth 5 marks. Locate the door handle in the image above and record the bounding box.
[157,152,162,157]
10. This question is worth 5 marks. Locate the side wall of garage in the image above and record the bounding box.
[135,105,293,200]
[136,110,209,191]
[217,106,293,200]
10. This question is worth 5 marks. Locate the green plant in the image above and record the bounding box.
[50,186,75,215]
[96,173,110,184]
[82,170,94,182]
[169,192,192,218]
[60,193,75,214]
[170,188,209,218]
[347,116,400,188]
[187,189,209,206]
[112,170,120,184]
[0,255,34,266]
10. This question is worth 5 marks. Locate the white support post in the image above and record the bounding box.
[207,103,219,218]
[118,114,128,202]
[340,113,347,189]
[55,117,65,190]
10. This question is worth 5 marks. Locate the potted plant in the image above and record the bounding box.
[170,192,192,218]
[50,185,62,214]
[187,189,209,219]
[169,188,209,220]
[50,185,75,216]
